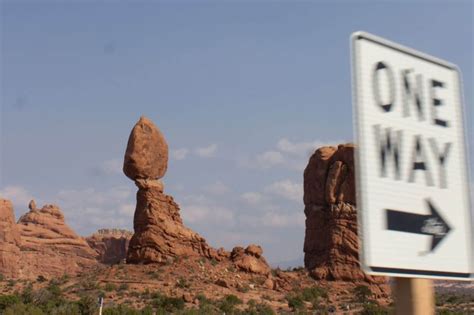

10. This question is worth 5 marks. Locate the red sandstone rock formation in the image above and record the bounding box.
[86,229,132,264]
[16,201,98,279]
[124,117,271,274]
[0,199,22,278]
[303,144,385,287]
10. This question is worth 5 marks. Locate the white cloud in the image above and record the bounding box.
[277,138,321,157]
[261,211,305,228]
[241,192,263,205]
[203,181,230,195]
[264,179,303,202]
[171,148,189,160]
[0,185,34,211]
[248,138,345,171]
[195,144,218,158]
[256,151,285,168]
[182,204,234,225]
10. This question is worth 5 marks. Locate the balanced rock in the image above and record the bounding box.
[86,229,132,264]
[0,199,22,278]
[303,144,385,287]
[17,202,98,279]
[123,116,168,180]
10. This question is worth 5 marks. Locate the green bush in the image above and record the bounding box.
[104,283,116,292]
[353,285,372,303]
[245,300,275,315]
[3,303,45,315]
[0,294,21,311]
[218,294,242,314]
[359,301,390,315]
[301,286,328,302]
[286,294,305,311]
[152,293,185,312]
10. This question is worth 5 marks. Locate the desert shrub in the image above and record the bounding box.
[77,295,98,315]
[218,294,242,314]
[353,285,372,303]
[21,283,34,304]
[0,294,21,311]
[48,302,81,315]
[105,283,117,292]
[7,279,16,287]
[301,286,328,302]
[245,299,275,315]
[0,273,4,281]
[103,304,145,315]
[118,283,130,291]
[36,275,47,282]
[359,301,390,315]
[286,294,305,311]
[3,302,45,315]
[177,277,190,288]
[152,293,185,312]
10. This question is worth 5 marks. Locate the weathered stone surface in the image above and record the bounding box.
[86,229,132,264]
[0,199,22,278]
[123,116,168,181]
[303,144,386,287]
[126,179,213,263]
[231,245,270,275]
[303,146,337,206]
[17,202,98,279]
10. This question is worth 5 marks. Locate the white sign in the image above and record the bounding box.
[351,31,473,279]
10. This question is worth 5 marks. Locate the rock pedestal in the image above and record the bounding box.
[126,179,213,263]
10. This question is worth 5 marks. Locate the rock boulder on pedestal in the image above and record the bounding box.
[123,116,168,181]
[126,179,214,263]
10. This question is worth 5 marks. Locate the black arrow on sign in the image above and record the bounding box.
[386,199,451,252]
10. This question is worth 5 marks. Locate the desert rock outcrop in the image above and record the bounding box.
[16,201,98,279]
[86,229,132,264]
[0,199,22,278]
[303,144,385,286]
[125,117,218,263]
[124,117,271,275]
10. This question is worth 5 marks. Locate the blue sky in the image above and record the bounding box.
[1,0,472,265]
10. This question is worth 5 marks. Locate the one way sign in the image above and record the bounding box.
[351,31,473,279]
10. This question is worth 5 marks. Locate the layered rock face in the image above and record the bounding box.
[86,229,132,264]
[124,117,217,263]
[303,144,384,284]
[0,199,22,278]
[0,199,98,279]
[17,201,98,279]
